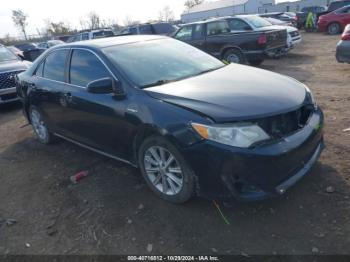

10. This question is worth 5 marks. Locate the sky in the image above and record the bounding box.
[0,0,187,38]
[1,0,290,38]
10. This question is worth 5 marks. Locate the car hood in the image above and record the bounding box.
[145,64,307,122]
[0,60,31,72]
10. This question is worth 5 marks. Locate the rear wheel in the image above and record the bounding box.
[29,106,54,144]
[138,136,195,203]
[248,59,264,66]
[328,23,340,35]
[223,48,245,64]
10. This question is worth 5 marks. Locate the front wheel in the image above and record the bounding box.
[328,23,340,35]
[29,106,55,144]
[138,136,195,203]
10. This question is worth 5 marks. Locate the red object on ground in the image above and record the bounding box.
[70,171,88,184]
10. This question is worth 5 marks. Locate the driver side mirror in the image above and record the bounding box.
[87,77,125,96]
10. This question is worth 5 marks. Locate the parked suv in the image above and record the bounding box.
[120,22,177,36]
[174,17,287,65]
[67,28,114,43]
[0,45,31,104]
[318,5,350,34]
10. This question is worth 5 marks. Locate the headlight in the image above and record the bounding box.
[304,85,317,108]
[191,123,270,148]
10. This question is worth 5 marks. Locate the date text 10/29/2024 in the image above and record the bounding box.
[127,256,220,261]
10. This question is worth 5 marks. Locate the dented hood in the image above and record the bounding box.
[145,64,307,122]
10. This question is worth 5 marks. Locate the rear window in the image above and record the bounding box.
[92,30,114,39]
[153,23,175,34]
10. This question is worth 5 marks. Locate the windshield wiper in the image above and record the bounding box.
[141,79,175,88]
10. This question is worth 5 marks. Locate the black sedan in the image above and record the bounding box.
[16,36,324,203]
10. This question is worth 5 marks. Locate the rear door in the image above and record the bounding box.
[62,48,132,158]
[30,49,70,133]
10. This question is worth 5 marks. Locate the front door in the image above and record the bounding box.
[61,49,133,159]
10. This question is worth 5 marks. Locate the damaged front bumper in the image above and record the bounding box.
[182,108,324,201]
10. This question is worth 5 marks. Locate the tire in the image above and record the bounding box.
[248,59,264,66]
[29,106,55,144]
[138,136,195,203]
[328,23,340,35]
[223,48,245,64]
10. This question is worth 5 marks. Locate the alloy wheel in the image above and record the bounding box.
[30,109,48,141]
[226,53,240,64]
[143,146,183,196]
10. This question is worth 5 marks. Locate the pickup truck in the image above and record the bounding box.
[173,17,287,66]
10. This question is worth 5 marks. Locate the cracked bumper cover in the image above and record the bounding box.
[182,108,324,201]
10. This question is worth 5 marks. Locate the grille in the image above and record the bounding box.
[256,105,313,139]
[0,70,24,90]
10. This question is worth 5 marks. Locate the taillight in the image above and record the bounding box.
[258,34,267,45]
[341,27,350,41]
[342,34,350,41]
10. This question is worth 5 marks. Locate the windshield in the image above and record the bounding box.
[103,38,224,88]
[244,16,272,28]
[0,46,19,62]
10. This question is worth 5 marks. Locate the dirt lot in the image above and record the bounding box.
[0,32,349,256]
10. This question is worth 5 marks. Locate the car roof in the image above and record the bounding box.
[56,35,166,49]
[181,15,258,26]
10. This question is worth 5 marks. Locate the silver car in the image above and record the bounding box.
[336,24,350,63]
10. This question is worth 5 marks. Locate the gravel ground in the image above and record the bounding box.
[0,32,349,255]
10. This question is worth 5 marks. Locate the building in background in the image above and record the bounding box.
[181,0,332,22]
[261,0,330,13]
[181,0,275,23]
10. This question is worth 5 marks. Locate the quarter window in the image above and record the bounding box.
[229,19,251,31]
[43,49,69,82]
[207,21,230,36]
[69,49,110,87]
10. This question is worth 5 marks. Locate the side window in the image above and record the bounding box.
[174,26,193,40]
[35,61,44,77]
[43,49,69,82]
[82,33,89,40]
[193,24,204,39]
[207,21,230,36]
[69,49,110,87]
[228,19,251,31]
